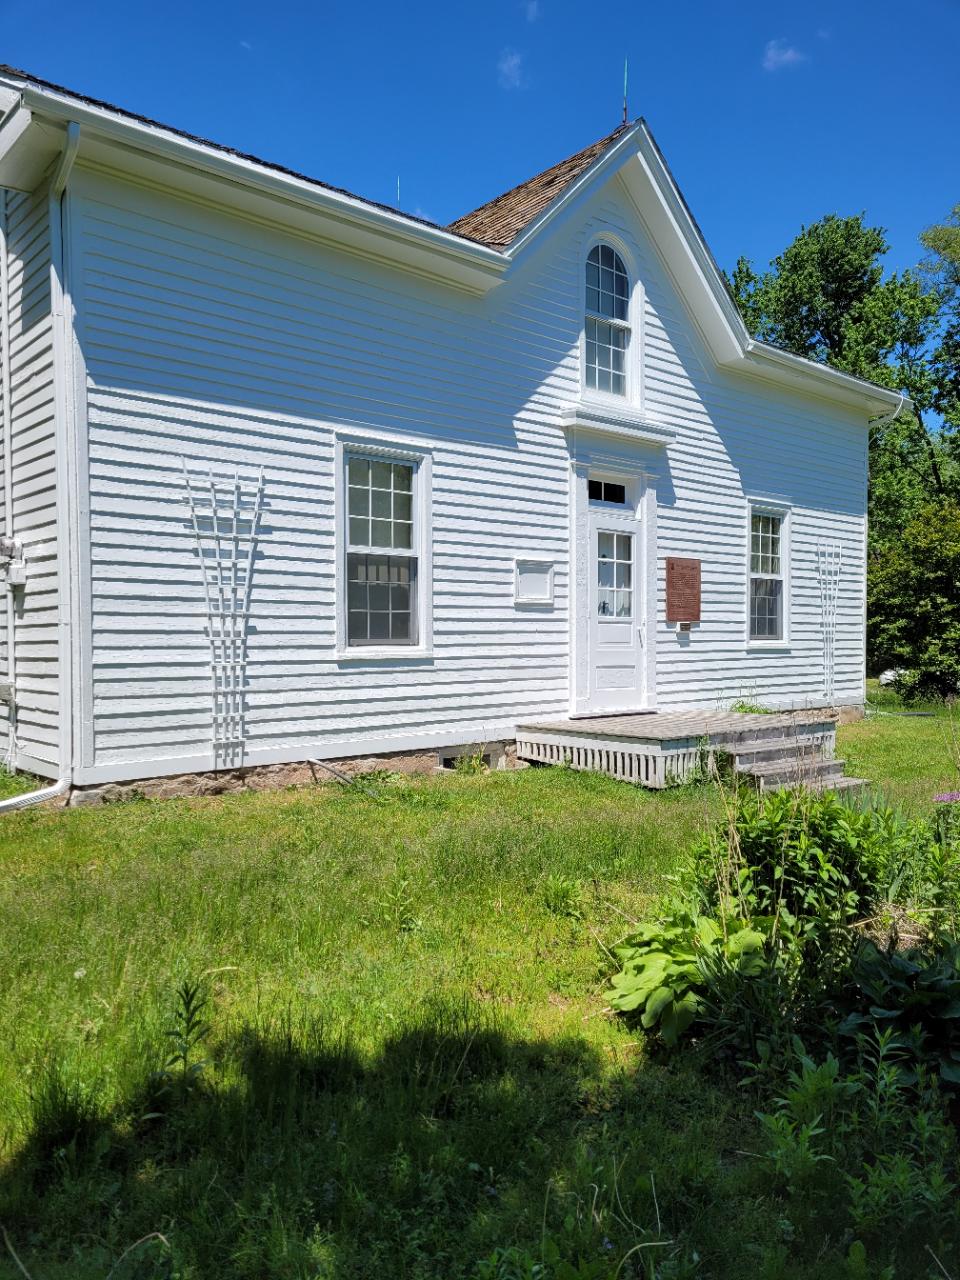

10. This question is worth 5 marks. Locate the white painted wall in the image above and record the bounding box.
[64,161,868,785]
[1,183,60,776]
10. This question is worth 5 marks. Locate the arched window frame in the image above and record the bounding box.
[580,234,641,406]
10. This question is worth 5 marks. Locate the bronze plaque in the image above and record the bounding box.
[665,557,701,623]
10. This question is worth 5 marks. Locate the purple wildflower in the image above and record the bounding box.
[934,792,960,804]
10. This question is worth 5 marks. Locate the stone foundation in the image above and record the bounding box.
[67,740,519,807]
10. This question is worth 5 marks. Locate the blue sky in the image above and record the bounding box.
[1,0,957,276]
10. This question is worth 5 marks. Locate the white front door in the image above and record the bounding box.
[588,520,643,712]
[584,484,646,713]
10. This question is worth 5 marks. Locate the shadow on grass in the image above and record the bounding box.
[0,1001,697,1280]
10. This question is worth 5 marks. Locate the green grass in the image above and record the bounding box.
[844,681,960,812]
[0,723,955,1279]
[0,766,43,801]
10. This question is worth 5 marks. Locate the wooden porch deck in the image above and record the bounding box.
[518,709,837,743]
[515,709,841,790]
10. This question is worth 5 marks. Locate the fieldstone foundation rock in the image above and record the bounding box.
[67,740,518,807]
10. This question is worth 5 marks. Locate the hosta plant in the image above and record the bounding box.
[608,909,767,1047]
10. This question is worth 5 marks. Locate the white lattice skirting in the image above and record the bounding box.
[515,733,705,788]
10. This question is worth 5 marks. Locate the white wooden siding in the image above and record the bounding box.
[0,193,8,763]
[70,167,575,779]
[3,185,60,774]
[69,164,868,783]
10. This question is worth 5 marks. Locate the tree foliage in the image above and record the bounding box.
[868,502,960,699]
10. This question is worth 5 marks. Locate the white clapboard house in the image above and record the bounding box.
[0,67,903,797]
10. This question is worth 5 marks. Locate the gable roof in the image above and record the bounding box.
[447,124,630,249]
[0,65,904,414]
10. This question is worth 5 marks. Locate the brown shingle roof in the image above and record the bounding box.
[447,124,632,249]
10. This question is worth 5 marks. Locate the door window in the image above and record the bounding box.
[597,532,633,618]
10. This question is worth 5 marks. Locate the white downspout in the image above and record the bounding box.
[0,187,15,770]
[0,121,81,814]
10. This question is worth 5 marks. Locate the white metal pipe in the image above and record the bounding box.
[0,776,69,813]
[48,121,80,796]
[0,187,15,768]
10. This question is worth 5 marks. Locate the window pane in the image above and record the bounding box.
[393,464,412,492]
[585,315,627,397]
[349,517,369,546]
[347,553,416,647]
[750,578,783,640]
[598,589,615,617]
[371,519,392,547]
[615,562,631,589]
[371,488,391,518]
[616,534,631,560]
[751,512,782,574]
[616,590,632,618]
[604,482,626,504]
[588,479,603,500]
[371,460,392,489]
[599,560,615,589]
[393,521,413,549]
[369,611,390,640]
[598,532,614,559]
[393,491,412,521]
[348,457,369,486]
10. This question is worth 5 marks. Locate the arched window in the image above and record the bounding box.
[585,243,629,396]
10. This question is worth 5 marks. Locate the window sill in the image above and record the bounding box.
[561,399,676,446]
[746,641,792,652]
[335,647,434,664]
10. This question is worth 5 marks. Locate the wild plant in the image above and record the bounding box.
[453,746,489,775]
[540,873,583,920]
[154,976,211,1097]
[381,875,423,934]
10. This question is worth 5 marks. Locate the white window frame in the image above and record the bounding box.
[746,500,791,648]
[334,434,433,661]
[580,234,641,407]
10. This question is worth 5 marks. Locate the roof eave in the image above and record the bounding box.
[741,340,907,416]
[0,73,507,294]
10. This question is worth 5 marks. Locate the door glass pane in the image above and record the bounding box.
[597,531,633,619]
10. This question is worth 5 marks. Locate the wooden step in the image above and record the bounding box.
[736,757,847,790]
[721,737,834,769]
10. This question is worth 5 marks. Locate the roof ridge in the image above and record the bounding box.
[446,122,635,250]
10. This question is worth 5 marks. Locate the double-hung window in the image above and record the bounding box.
[346,455,417,646]
[749,509,786,641]
[585,243,630,397]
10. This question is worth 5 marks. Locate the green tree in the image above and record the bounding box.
[868,501,960,699]
[922,206,960,432]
